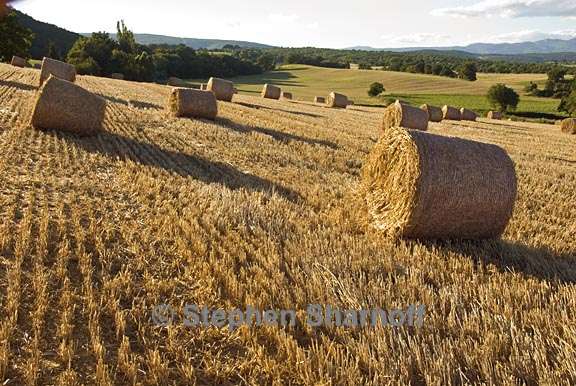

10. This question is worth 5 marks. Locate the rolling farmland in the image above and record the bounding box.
[0,63,576,384]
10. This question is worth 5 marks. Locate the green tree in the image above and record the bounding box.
[0,10,33,61]
[559,81,576,116]
[368,82,385,97]
[116,20,136,54]
[459,62,477,81]
[487,83,520,112]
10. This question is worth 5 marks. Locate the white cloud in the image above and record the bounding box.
[432,0,576,18]
[486,29,576,42]
[268,13,299,23]
[306,22,320,30]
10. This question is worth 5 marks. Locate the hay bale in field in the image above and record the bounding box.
[383,101,428,131]
[30,75,106,136]
[460,108,477,121]
[487,111,503,120]
[39,57,76,86]
[167,87,217,120]
[561,118,576,134]
[199,83,207,91]
[327,92,349,108]
[207,77,234,102]
[314,96,326,104]
[261,84,281,100]
[282,91,293,100]
[11,56,27,68]
[362,126,517,239]
[420,104,443,122]
[442,105,461,121]
[111,73,124,80]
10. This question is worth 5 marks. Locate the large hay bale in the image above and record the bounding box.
[207,77,234,102]
[442,105,461,121]
[327,92,349,108]
[561,118,576,134]
[111,73,124,80]
[11,56,27,68]
[420,104,443,122]
[314,96,326,104]
[281,91,293,100]
[30,75,106,136]
[460,108,477,121]
[383,101,428,131]
[487,111,503,120]
[39,57,76,86]
[362,126,517,239]
[261,84,281,100]
[167,87,217,120]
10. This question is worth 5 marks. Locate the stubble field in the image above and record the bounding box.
[0,63,575,385]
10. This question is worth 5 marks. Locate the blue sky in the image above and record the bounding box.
[13,0,576,48]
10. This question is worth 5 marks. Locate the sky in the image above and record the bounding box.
[12,0,576,48]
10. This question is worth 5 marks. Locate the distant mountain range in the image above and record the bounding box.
[349,38,576,55]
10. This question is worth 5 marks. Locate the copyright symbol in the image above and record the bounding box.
[151,304,175,327]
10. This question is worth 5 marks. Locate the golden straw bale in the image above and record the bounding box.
[281,91,293,100]
[30,75,106,136]
[442,105,461,121]
[561,118,576,134]
[111,73,124,80]
[261,84,281,99]
[361,126,517,239]
[383,101,428,131]
[207,77,234,102]
[420,104,443,122]
[167,87,217,120]
[11,56,27,68]
[327,92,349,108]
[314,96,326,104]
[487,111,503,120]
[460,108,477,121]
[39,57,76,86]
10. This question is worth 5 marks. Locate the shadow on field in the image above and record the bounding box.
[96,93,162,110]
[217,117,339,150]
[53,131,302,202]
[0,79,37,91]
[235,101,323,118]
[235,71,304,87]
[427,239,576,284]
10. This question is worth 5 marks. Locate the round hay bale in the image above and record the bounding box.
[111,73,124,80]
[167,87,217,120]
[383,101,428,131]
[11,56,27,68]
[207,77,234,102]
[460,108,477,121]
[327,92,349,108]
[261,84,281,100]
[442,105,461,121]
[420,104,443,122]
[361,126,517,239]
[561,118,576,134]
[39,57,76,86]
[281,91,293,100]
[314,96,326,104]
[487,111,503,120]
[30,75,106,136]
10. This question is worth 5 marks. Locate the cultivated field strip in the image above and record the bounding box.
[0,63,576,384]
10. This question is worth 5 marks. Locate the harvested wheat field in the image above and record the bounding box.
[1,63,576,385]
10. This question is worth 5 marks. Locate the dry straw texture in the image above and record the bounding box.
[460,108,477,121]
[11,56,26,68]
[281,91,293,100]
[39,57,76,86]
[207,77,234,102]
[383,101,428,131]
[327,92,348,108]
[561,118,576,134]
[261,84,281,100]
[487,111,503,120]
[442,105,461,121]
[167,87,217,120]
[111,73,124,80]
[314,96,326,104]
[420,104,443,122]
[30,75,106,136]
[362,126,517,239]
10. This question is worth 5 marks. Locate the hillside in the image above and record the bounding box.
[13,9,81,59]
[0,63,575,384]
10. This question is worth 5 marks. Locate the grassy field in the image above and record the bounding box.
[222,65,563,119]
[1,63,576,384]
